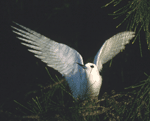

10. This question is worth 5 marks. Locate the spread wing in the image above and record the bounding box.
[11,22,84,77]
[94,31,135,71]
[11,22,87,99]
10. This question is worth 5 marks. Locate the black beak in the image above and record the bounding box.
[77,63,87,69]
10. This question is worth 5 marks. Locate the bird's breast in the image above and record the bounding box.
[86,72,102,96]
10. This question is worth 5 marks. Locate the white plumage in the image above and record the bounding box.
[11,22,135,100]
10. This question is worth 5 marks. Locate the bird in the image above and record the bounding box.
[11,22,135,100]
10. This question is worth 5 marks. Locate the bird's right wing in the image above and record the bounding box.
[11,22,84,77]
[94,31,135,71]
[12,22,89,100]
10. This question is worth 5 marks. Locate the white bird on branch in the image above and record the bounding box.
[11,22,135,100]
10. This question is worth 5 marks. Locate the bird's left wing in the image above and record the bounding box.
[93,31,135,71]
[11,22,84,77]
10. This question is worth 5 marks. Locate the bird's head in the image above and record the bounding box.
[77,62,99,76]
[84,63,99,75]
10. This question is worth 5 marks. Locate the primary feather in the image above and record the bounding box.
[93,31,135,71]
[12,22,84,77]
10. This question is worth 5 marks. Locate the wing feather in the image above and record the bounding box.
[94,31,135,71]
[11,22,84,77]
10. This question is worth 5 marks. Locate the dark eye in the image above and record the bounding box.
[90,65,94,68]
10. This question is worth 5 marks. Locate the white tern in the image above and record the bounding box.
[11,22,135,100]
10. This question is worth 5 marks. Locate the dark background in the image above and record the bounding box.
[0,0,149,109]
